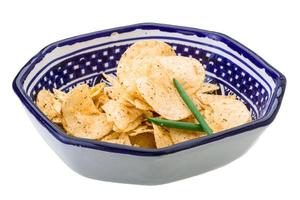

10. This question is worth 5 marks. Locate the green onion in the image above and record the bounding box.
[173,78,213,135]
[148,117,203,131]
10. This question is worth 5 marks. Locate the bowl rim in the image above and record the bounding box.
[12,22,286,156]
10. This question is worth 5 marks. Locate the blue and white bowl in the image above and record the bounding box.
[13,23,286,185]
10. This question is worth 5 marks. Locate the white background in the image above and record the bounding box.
[1,0,299,199]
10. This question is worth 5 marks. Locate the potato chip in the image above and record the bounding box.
[207,98,252,130]
[52,116,62,124]
[142,110,154,118]
[117,40,176,94]
[62,84,100,115]
[102,100,143,131]
[169,128,206,144]
[36,89,62,122]
[120,116,143,133]
[94,93,110,109]
[119,56,205,98]
[90,82,106,99]
[101,131,120,141]
[136,65,191,120]
[102,133,131,146]
[133,99,153,111]
[62,112,113,139]
[152,124,173,148]
[118,133,132,146]
[198,83,220,94]
[201,108,223,132]
[196,93,236,105]
[157,56,205,94]
[128,125,154,136]
[119,57,152,97]
[103,73,137,107]
[53,89,67,103]
[129,132,156,148]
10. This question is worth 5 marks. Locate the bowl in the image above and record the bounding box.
[12,23,286,185]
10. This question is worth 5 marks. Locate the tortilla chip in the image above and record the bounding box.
[129,132,156,148]
[157,56,205,94]
[198,83,220,94]
[152,124,173,148]
[36,89,62,122]
[169,128,206,144]
[102,100,143,130]
[136,65,190,120]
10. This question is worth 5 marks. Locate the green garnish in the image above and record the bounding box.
[173,78,213,135]
[148,117,203,131]
[147,78,213,135]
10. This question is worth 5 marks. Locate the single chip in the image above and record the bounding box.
[36,89,62,122]
[129,132,156,148]
[53,89,67,103]
[198,83,220,94]
[152,124,173,148]
[102,100,143,131]
[169,128,206,144]
[102,133,131,146]
[207,98,252,130]
[128,125,154,136]
[101,132,120,141]
[157,56,205,94]
[116,56,160,98]
[62,112,113,139]
[117,40,176,95]
[201,108,223,132]
[136,65,191,120]
[62,84,100,115]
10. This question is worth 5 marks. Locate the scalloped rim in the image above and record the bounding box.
[12,23,286,156]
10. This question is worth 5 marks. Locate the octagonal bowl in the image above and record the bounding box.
[13,23,286,185]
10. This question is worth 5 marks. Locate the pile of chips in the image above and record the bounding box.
[36,40,252,148]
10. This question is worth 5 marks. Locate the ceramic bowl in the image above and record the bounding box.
[13,23,286,185]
